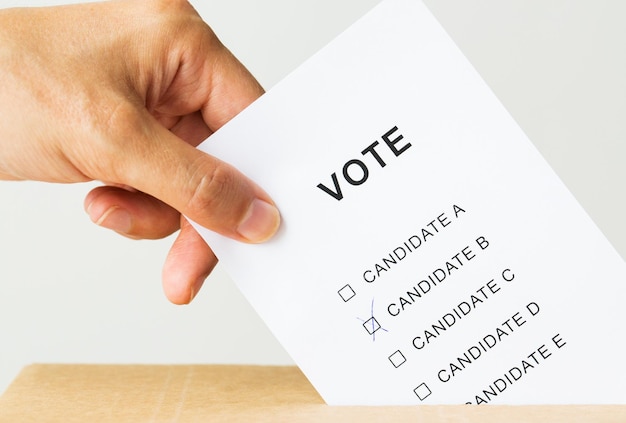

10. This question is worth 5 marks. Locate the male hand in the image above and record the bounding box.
[0,0,280,304]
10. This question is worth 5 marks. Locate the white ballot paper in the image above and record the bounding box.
[192,0,626,405]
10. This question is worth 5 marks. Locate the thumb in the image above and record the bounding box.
[105,109,280,243]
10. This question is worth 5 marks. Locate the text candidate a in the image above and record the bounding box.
[192,0,626,405]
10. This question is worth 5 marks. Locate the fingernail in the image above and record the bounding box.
[237,199,280,243]
[94,206,132,234]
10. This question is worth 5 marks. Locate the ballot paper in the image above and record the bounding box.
[192,0,626,405]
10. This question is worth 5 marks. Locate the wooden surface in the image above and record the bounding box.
[0,364,624,422]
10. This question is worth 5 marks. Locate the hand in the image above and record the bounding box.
[0,0,280,304]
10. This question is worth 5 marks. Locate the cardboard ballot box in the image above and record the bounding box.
[0,364,623,422]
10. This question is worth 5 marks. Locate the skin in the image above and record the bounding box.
[0,0,280,304]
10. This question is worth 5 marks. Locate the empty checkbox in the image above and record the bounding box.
[338,284,356,302]
[388,350,406,368]
[413,383,432,401]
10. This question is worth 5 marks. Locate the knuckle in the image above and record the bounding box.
[186,161,237,221]
[144,0,202,28]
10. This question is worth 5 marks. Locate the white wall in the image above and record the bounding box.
[0,0,624,394]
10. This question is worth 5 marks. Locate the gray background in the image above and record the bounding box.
[0,0,624,394]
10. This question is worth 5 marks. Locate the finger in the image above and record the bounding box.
[84,185,180,239]
[99,106,280,244]
[200,45,265,132]
[151,27,264,134]
[162,217,217,304]
[155,110,212,147]
[0,170,21,180]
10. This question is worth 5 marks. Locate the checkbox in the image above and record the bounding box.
[338,284,356,302]
[388,350,406,368]
[363,317,381,335]
[413,383,432,401]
